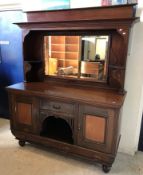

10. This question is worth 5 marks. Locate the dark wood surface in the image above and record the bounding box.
[24,4,136,22]
[7,82,125,108]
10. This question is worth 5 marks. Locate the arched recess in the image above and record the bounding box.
[40,116,74,144]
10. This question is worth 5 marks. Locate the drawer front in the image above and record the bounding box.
[40,99,74,115]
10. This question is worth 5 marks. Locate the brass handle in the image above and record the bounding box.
[53,105,61,110]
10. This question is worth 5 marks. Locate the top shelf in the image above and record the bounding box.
[16,3,137,27]
[25,3,137,13]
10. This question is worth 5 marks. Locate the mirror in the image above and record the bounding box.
[44,35,110,82]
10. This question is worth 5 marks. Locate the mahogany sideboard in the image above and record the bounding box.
[6,4,137,173]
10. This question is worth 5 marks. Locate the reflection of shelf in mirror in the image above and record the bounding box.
[51,43,65,46]
[48,74,78,79]
[54,58,78,61]
[51,44,78,45]
[65,44,79,45]
[52,58,78,62]
[51,51,79,54]
[65,59,78,61]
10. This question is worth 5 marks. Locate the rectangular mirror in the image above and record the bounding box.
[44,35,110,82]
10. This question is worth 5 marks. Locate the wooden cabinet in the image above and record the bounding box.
[6,4,137,173]
[7,82,124,172]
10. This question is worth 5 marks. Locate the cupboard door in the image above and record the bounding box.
[12,95,39,133]
[17,102,32,125]
[78,105,116,153]
[85,115,106,143]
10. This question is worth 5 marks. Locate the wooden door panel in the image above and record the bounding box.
[11,95,39,133]
[85,115,105,143]
[17,102,32,125]
[78,104,115,153]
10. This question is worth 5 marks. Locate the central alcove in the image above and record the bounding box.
[40,116,74,144]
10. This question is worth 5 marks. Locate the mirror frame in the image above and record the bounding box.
[42,30,111,83]
[44,34,110,83]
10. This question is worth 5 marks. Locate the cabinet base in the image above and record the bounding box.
[17,138,112,173]
[14,130,115,173]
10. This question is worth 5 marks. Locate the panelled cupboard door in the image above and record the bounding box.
[78,105,116,153]
[12,95,38,133]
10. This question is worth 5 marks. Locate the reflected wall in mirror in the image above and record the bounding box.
[44,35,110,82]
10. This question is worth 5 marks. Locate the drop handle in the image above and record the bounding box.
[52,105,61,110]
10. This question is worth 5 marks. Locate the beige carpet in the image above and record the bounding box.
[0,118,143,175]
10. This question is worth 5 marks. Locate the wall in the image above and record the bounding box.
[118,5,143,155]
[0,10,25,117]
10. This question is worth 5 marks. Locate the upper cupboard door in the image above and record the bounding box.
[78,105,118,154]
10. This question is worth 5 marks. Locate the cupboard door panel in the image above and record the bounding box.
[85,115,105,143]
[78,105,116,153]
[17,103,32,125]
[12,95,39,133]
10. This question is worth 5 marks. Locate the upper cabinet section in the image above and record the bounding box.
[15,4,137,92]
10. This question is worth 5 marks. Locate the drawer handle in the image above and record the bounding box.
[53,105,61,110]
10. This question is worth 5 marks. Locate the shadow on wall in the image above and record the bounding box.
[0,10,26,118]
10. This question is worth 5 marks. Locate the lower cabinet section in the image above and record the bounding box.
[8,93,121,173]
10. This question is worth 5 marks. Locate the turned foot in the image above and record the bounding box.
[19,140,26,147]
[102,165,111,173]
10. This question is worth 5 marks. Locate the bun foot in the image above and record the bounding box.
[102,165,111,173]
[19,140,26,147]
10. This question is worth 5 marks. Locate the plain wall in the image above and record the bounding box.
[118,7,143,155]
[0,10,25,117]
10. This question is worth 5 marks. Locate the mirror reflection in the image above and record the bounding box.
[44,35,109,82]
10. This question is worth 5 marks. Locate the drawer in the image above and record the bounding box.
[40,99,75,115]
